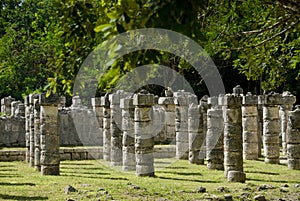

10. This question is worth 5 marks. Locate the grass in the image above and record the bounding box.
[0,158,300,201]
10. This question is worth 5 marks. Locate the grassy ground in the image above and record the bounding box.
[0,158,299,201]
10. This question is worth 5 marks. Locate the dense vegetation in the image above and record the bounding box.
[0,0,299,102]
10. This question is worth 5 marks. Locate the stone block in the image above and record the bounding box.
[224,94,242,107]
[39,93,60,106]
[242,94,258,105]
[263,93,283,105]
[133,93,154,106]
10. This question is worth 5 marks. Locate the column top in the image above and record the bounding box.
[259,92,283,105]
[282,91,296,105]
[133,91,154,106]
[39,93,60,106]
[242,92,258,105]
[91,97,101,107]
[233,85,243,96]
[120,97,133,109]
[1,96,15,106]
[219,94,242,106]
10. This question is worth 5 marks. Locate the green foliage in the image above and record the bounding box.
[0,0,299,100]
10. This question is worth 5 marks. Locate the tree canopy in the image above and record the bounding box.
[0,0,299,102]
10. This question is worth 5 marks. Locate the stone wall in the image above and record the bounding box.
[0,98,102,147]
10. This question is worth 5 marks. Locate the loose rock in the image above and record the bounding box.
[257,184,275,190]
[195,186,206,193]
[65,185,77,194]
[224,194,233,201]
[217,186,229,193]
[253,194,266,201]
[279,187,288,192]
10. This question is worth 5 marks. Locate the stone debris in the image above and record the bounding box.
[194,186,206,193]
[65,185,78,194]
[253,194,266,201]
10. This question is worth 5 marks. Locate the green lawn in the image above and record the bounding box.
[0,158,299,200]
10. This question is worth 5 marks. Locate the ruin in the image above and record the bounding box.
[0,86,298,182]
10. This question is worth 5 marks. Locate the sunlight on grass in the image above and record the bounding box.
[0,159,299,200]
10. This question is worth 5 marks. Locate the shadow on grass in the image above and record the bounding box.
[245,171,280,175]
[164,166,187,170]
[62,173,128,181]
[0,194,48,200]
[60,166,105,171]
[0,169,17,172]
[0,182,35,186]
[158,176,221,183]
[61,162,95,166]
[247,178,300,183]
[0,174,22,178]
[63,170,110,176]
[157,171,202,176]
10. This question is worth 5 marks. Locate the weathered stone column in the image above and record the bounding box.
[174,91,190,159]
[40,93,60,175]
[280,92,296,155]
[188,95,204,164]
[261,93,282,164]
[222,91,245,182]
[110,91,125,166]
[34,97,41,171]
[199,95,208,162]
[102,93,111,161]
[242,93,259,160]
[29,94,38,167]
[120,97,135,171]
[257,95,264,157]
[1,96,15,116]
[206,97,224,170]
[11,101,21,117]
[15,102,25,117]
[24,96,30,163]
[133,90,155,177]
[91,97,104,146]
[286,105,300,170]
[158,92,175,144]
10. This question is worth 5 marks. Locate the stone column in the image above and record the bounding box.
[34,97,41,171]
[109,91,124,166]
[11,101,21,117]
[120,97,135,171]
[24,96,30,163]
[257,95,264,157]
[102,93,111,161]
[188,94,204,164]
[15,103,25,117]
[133,90,155,177]
[286,105,300,170]
[199,95,208,162]
[206,97,224,170]
[174,91,190,160]
[242,93,259,160]
[1,96,15,116]
[91,97,104,146]
[222,92,245,183]
[29,94,38,167]
[280,92,296,155]
[158,93,175,144]
[261,93,282,164]
[40,93,60,175]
